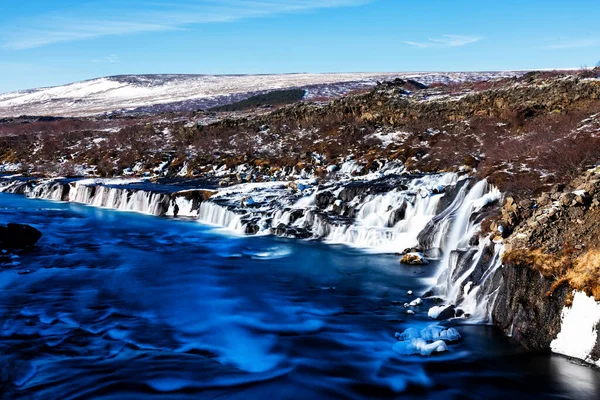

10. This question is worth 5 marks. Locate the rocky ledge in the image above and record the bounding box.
[492,167,600,367]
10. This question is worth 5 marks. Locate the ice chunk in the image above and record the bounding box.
[419,325,461,342]
[409,298,423,306]
[395,327,421,341]
[393,338,447,356]
[393,325,461,356]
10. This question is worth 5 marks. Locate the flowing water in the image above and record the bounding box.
[1,193,600,399]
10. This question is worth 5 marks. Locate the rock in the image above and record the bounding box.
[400,247,423,255]
[537,192,552,206]
[428,305,456,320]
[468,235,480,247]
[410,298,423,306]
[492,259,569,351]
[568,207,585,220]
[550,183,565,194]
[315,191,335,209]
[559,193,576,207]
[244,223,260,235]
[519,199,534,209]
[0,224,42,249]
[400,252,428,265]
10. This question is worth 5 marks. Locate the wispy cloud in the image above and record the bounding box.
[92,54,120,63]
[545,38,600,49]
[2,0,372,50]
[403,34,482,48]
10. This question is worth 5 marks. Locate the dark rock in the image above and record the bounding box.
[244,223,260,235]
[550,183,565,194]
[432,305,457,320]
[315,191,335,209]
[0,224,42,249]
[492,260,568,351]
[468,234,480,247]
[388,202,407,226]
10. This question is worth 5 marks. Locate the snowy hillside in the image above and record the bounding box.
[0,72,518,117]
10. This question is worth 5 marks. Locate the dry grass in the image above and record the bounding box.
[553,250,600,301]
[503,248,600,301]
[503,249,572,281]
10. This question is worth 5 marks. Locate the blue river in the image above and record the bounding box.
[1,193,599,399]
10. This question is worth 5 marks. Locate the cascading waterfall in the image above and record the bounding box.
[0,179,171,217]
[196,202,244,232]
[324,174,459,252]
[429,180,503,320]
[0,174,506,320]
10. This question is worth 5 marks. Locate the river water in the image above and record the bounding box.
[1,193,599,399]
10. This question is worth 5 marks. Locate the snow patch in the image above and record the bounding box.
[551,291,600,367]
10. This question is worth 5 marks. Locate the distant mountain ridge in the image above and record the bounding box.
[0,71,519,117]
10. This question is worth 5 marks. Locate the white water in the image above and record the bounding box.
[325,174,458,252]
[196,202,244,232]
[0,174,504,319]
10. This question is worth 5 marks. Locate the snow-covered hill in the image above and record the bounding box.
[0,72,518,117]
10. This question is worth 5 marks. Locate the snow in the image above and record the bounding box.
[75,178,146,186]
[0,72,523,117]
[551,291,600,367]
[409,298,423,307]
[0,163,22,172]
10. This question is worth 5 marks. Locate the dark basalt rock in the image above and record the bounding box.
[0,223,42,249]
[315,191,335,209]
[492,260,568,352]
[433,305,457,320]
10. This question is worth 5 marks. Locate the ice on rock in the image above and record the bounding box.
[427,305,456,320]
[395,328,420,341]
[393,325,461,356]
[393,338,447,356]
[419,325,461,342]
[409,298,423,307]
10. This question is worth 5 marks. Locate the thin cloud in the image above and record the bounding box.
[2,0,373,50]
[403,34,482,48]
[545,38,600,49]
[92,54,121,63]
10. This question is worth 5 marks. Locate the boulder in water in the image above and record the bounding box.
[400,252,428,265]
[0,224,42,249]
[428,305,457,320]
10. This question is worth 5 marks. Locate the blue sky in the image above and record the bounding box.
[1,0,599,93]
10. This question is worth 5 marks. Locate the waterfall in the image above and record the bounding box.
[324,174,458,252]
[0,174,506,320]
[428,180,503,320]
[197,202,244,232]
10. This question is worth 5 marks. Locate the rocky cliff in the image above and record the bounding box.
[491,167,600,366]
